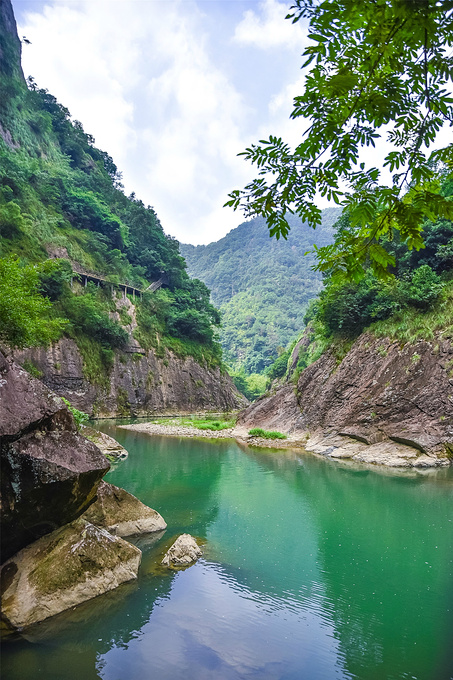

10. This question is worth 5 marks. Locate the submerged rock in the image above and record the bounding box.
[82,481,167,537]
[161,534,202,568]
[0,353,110,562]
[0,519,141,630]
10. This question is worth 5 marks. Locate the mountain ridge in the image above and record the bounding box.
[180,208,341,373]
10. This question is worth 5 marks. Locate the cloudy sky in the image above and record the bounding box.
[13,0,312,245]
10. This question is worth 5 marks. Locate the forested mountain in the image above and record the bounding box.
[0,1,221,372]
[181,209,340,373]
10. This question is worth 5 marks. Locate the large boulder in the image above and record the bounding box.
[82,481,167,537]
[161,534,202,568]
[0,519,141,630]
[0,352,110,562]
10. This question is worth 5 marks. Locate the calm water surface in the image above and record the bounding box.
[2,424,453,680]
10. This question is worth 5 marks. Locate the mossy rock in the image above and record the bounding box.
[0,519,141,630]
[82,481,167,537]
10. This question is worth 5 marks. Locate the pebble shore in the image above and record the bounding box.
[118,422,235,439]
[118,421,302,449]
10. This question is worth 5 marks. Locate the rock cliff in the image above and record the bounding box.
[235,332,453,467]
[13,337,245,417]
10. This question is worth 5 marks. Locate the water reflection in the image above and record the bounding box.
[99,560,348,680]
[2,428,452,680]
[241,445,453,680]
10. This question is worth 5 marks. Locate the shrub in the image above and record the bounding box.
[0,256,67,348]
[231,371,269,401]
[248,428,287,440]
[37,258,72,301]
[267,349,291,380]
[0,201,29,238]
[400,265,444,311]
[61,397,89,429]
[62,290,128,349]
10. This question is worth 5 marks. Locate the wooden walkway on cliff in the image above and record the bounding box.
[70,269,169,299]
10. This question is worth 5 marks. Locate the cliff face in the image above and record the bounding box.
[13,339,245,417]
[235,332,453,467]
[0,0,24,79]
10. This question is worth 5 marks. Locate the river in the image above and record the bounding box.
[2,423,453,680]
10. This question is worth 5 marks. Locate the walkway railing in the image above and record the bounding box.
[70,270,168,299]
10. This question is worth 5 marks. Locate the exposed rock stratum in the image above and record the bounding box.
[235,332,452,467]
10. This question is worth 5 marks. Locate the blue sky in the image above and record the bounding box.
[13,0,310,245]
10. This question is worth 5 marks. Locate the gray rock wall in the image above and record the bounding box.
[235,332,453,466]
[13,337,245,417]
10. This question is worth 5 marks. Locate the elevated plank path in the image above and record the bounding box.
[71,269,168,299]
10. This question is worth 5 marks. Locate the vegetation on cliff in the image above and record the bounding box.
[268,204,453,384]
[0,9,221,369]
[181,208,339,375]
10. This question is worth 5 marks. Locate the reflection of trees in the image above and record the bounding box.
[241,445,453,680]
[102,428,225,536]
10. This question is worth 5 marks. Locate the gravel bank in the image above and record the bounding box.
[118,422,303,449]
[118,422,236,439]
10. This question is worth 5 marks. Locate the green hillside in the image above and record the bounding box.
[0,3,221,370]
[180,209,340,374]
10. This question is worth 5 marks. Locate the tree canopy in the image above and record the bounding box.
[226,0,453,280]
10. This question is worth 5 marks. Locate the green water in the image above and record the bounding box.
[2,425,453,680]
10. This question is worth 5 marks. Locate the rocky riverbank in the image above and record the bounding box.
[234,331,453,468]
[0,353,168,632]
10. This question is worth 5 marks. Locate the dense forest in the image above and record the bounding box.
[0,11,221,373]
[181,208,339,376]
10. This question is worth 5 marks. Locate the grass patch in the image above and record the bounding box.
[369,281,453,343]
[178,415,235,431]
[248,428,287,440]
[150,414,236,431]
[20,359,43,379]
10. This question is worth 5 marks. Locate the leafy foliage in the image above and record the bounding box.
[266,206,453,384]
[61,397,89,430]
[0,257,67,348]
[227,0,453,280]
[61,288,129,349]
[315,212,452,339]
[230,371,269,402]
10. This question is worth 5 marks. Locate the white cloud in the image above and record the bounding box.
[19,1,137,168]
[16,0,314,244]
[233,0,307,50]
[18,0,260,244]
